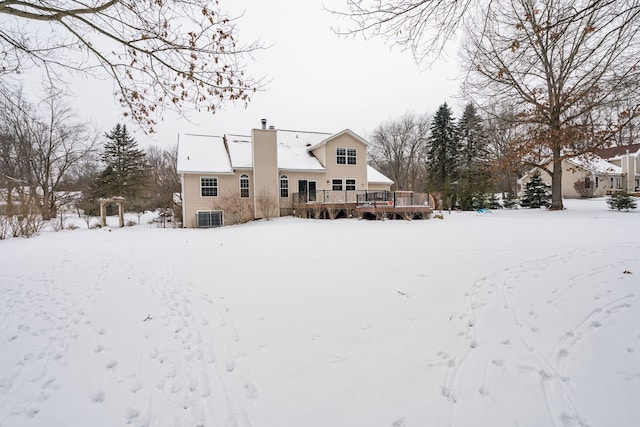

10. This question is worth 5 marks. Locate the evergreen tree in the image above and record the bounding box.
[521,171,551,208]
[427,102,459,207]
[456,103,492,209]
[606,191,637,212]
[502,191,520,209]
[98,124,149,210]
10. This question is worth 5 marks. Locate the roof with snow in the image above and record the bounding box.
[176,134,232,174]
[177,129,375,174]
[277,130,330,171]
[367,165,393,184]
[568,154,622,174]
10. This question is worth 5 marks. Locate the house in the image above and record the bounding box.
[177,121,395,228]
[517,144,640,198]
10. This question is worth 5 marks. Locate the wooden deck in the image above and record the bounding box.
[293,202,433,220]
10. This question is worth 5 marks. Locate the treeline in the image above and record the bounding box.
[368,102,527,211]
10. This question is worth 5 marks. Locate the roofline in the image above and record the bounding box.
[177,170,236,175]
[278,168,326,173]
[307,129,369,151]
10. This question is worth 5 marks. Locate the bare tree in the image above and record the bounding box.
[368,113,430,191]
[462,0,640,209]
[0,1,263,131]
[483,104,528,194]
[331,1,625,63]
[330,0,477,63]
[0,88,98,219]
[146,144,180,210]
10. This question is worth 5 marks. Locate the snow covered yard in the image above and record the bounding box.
[1,199,638,427]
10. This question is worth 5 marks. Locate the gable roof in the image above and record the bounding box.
[596,143,640,159]
[307,129,369,151]
[567,154,622,174]
[176,128,389,180]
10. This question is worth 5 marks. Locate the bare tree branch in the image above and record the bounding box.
[0,1,264,132]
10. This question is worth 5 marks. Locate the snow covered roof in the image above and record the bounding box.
[276,130,329,171]
[568,155,622,175]
[367,165,394,184]
[176,134,232,174]
[176,128,387,178]
[226,134,252,169]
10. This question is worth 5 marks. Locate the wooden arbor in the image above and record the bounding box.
[99,197,125,228]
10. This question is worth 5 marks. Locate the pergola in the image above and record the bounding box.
[99,197,125,228]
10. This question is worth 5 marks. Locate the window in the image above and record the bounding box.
[347,148,356,165]
[280,175,289,198]
[336,147,356,165]
[611,177,622,189]
[346,179,356,191]
[595,176,599,188]
[201,177,218,197]
[196,210,223,228]
[332,179,343,191]
[240,174,250,198]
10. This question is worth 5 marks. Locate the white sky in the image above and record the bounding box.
[38,0,465,150]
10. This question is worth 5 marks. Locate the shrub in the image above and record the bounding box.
[606,191,637,212]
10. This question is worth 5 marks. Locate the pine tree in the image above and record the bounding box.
[502,191,520,209]
[456,103,492,210]
[521,171,551,208]
[98,124,149,209]
[606,191,637,212]
[427,102,459,207]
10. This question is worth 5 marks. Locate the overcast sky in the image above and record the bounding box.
[62,0,465,149]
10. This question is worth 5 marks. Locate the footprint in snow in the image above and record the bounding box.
[244,383,258,401]
[91,391,105,403]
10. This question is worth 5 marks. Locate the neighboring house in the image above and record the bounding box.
[177,121,394,228]
[518,144,640,198]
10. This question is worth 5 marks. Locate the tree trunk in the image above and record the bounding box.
[550,149,564,210]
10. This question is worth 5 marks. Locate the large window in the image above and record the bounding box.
[240,174,250,198]
[280,175,289,198]
[332,179,343,191]
[201,177,218,197]
[336,147,356,165]
[196,210,223,228]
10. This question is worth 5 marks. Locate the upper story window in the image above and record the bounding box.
[280,175,289,198]
[332,179,343,191]
[201,177,218,197]
[240,174,250,198]
[336,147,356,165]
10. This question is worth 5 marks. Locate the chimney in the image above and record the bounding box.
[261,118,267,130]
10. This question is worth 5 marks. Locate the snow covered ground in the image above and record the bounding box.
[1,198,638,427]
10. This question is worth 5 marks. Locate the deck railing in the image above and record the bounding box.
[293,190,432,207]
